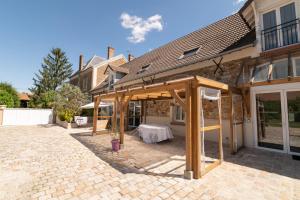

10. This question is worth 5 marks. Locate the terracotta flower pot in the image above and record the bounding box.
[111,139,120,152]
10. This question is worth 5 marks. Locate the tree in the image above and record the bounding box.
[54,84,87,122]
[29,90,56,108]
[0,90,14,108]
[29,48,73,108]
[0,82,20,107]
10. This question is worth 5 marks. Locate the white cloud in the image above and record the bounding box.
[234,0,246,5]
[120,13,163,43]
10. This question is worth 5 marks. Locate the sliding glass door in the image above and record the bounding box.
[253,84,300,155]
[255,92,284,150]
[286,91,300,154]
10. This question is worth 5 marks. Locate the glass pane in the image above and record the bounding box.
[253,65,269,82]
[272,60,288,80]
[256,93,284,150]
[263,10,278,50]
[175,106,181,120]
[286,91,300,153]
[280,3,296,24]
[294,59,300,76]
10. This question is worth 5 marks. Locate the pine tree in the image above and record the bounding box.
[30,48,73,94]
[29,48,73,108]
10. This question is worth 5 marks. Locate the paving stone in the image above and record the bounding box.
[0,125,299,200]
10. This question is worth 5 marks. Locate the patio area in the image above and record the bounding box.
[0,125,300,200]
[71,130,220,178]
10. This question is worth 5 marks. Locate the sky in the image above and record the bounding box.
[0,0,246,92]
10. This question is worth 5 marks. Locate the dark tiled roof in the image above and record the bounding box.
[222,29,256,53]
[91,78,109,93]
[104,64,129,74]
[116,13,253,85]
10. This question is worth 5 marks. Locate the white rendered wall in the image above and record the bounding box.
[2,108,53,126]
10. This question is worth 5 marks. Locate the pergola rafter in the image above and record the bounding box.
[92,75,243,179]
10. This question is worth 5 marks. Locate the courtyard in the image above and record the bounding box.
[0,125,300,200]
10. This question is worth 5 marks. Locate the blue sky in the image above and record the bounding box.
[0,0,245,92]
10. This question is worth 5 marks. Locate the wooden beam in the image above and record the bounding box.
[202,160,221,176]
[192,86,201,179]
[184,81,192,179]
[201,125,221,132]
[195,76,228,90]
[169,89,186,112]
[112,99,117,133]
[218,95,224,161]
[229,91,234,154]
[92,96,100,136]
[119,95,125,145]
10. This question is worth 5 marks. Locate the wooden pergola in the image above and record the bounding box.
[92,76,243,179]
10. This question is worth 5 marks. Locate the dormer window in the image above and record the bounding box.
[179,47,200,59]
[137,64,151,74]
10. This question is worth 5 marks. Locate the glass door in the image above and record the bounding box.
[128,101,141,128]
[255,92,285,150]
[285,91,300,155]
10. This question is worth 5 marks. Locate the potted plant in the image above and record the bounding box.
[111,132,120,152]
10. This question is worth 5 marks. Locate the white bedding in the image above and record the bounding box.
[138,124,174,144]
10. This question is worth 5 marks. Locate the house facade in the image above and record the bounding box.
[69,46,127,96]
[94,0,300,159]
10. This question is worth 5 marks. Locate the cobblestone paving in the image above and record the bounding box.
[0,125,299,200]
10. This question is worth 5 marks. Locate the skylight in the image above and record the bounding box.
[137,64,151,74]
[179,47,200,59]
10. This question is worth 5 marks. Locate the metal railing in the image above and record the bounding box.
[261,18,300,51]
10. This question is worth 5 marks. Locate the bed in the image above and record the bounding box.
[138,124,174,144]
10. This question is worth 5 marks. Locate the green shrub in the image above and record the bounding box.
[54,84,87,123]
[0,90,14,108]
[0,82,20,107]
[58,110,74,123]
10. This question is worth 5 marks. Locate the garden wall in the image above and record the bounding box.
[1,108,53,126]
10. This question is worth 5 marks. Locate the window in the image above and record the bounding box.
[280,3,297,46]
[263,10,278,50]
[174,105,185,122]
[271,59,288,80]
[137,64,151,74]
[294,58,300,76]
[252,64,269,82]
[179,47,200,59]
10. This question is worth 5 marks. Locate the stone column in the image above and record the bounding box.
[0,105,6,126]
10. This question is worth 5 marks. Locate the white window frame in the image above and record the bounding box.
[173,104,185,122]
[251,62,270,83]
[260,1,299,49]
[292,56,300,76]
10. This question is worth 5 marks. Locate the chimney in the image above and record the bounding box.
[107,46,115,59]
[79,54,84,71]
[128,54,134,62]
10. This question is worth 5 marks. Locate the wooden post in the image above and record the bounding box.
[184,81,193,179]
[92,96,100,136]
[112,99,117,133]
[141,101,144,124]
[192,86,201,179]
[119,95,125,146]
[218,95,224,161]
[229,91,235,154]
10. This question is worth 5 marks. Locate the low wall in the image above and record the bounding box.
[1,108,53,126]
